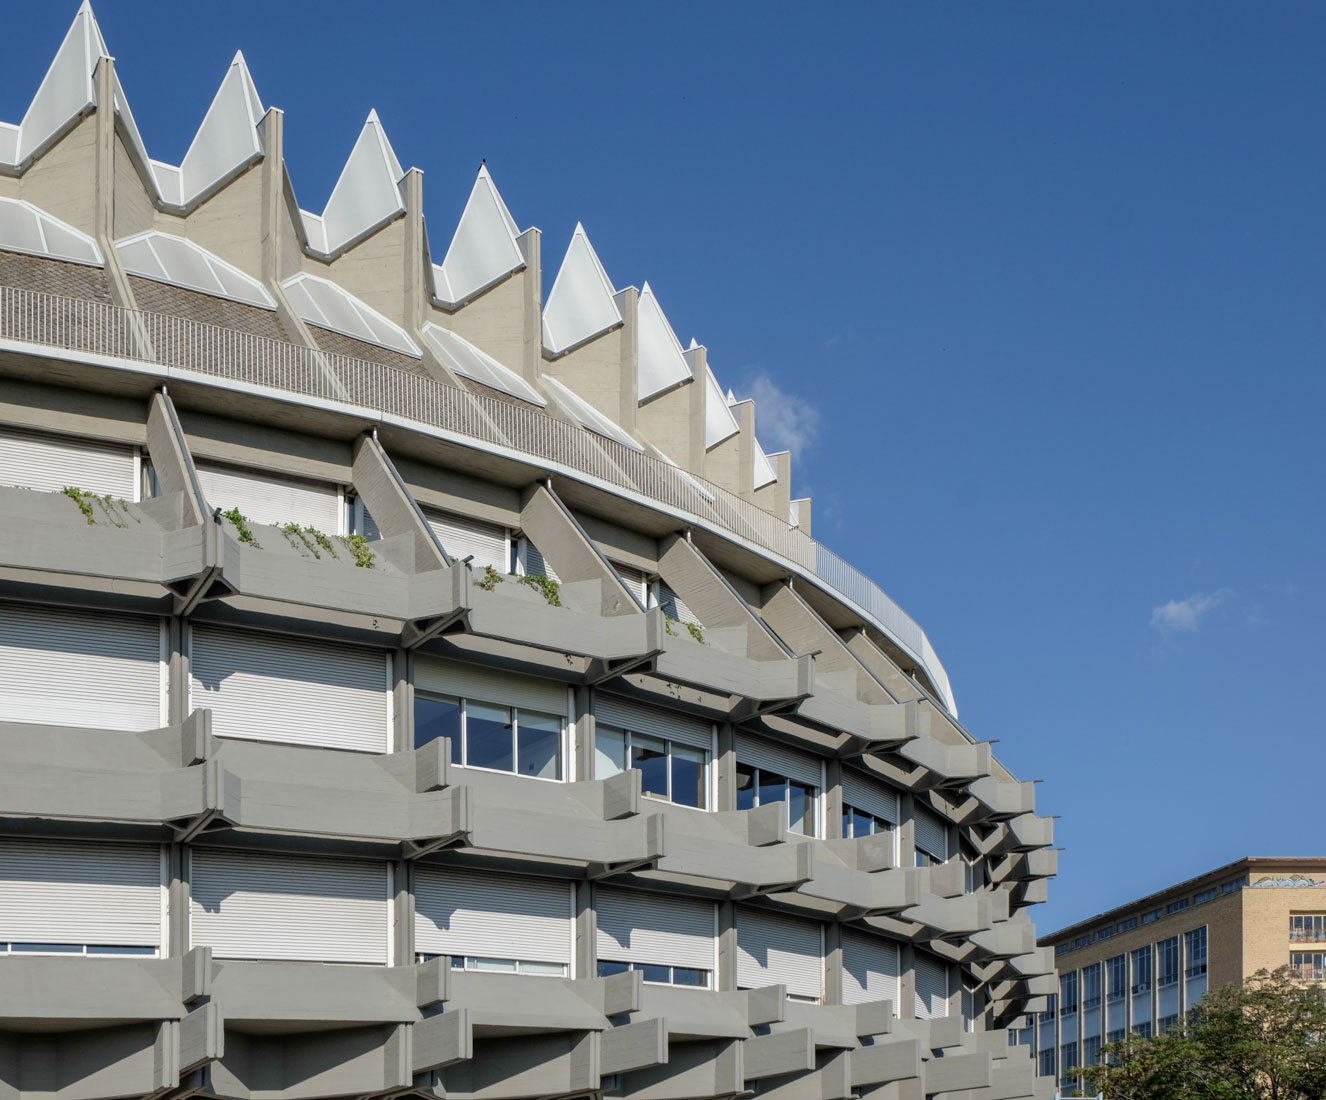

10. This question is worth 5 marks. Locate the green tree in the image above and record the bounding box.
[1078,967,1326,1100]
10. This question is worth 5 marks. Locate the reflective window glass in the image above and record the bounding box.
[735,761,757,811]
[415,693,461,757]
[466,701,513,771]
[788,781,812,835]
[632,733,668,798]
[671,744,706,808]
[595,725,627,779]
[517,710,561,780]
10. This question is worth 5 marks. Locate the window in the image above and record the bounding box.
[1060,971,1079,1014]
[1106,955,1127,1002]
[1119,916,1139,932]
[1167,898,1190,914]
[1291,952,1326,981]
[1,943,156,957]
[1158,1014,1180,1034]
[1082,1035,1102,1067]
[1073,935,1090,950]
[1132,946,1152,994]
[1039,1049,1056,1078]
[1157,937,1180,987]
[417,954,567,977]
[1055,942,1070,957]
[1059,1042,1078,1087]
[1193,886,1218,905]
[1185,926,1209,1007]
[1141,908,1163,924]
[596,959,711,987]
[735,761,816,835]
[415,692,561,780]
[1083,962,1102,1010]
[1291,914,1326,942]
[1133,1022,1152,1038]
[1096,924,1117,941]
[1222,878,1246,894]
[842,804,893,839]
[595,724,707,808]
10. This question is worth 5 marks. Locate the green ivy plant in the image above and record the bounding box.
[337,533,376,569]
[664,615,705,644]
[221,506,261,548]
[62,485,95,525]
[518,572,561,607]
[60,486,135,529]
[476,564,504,591]
[684,621,705,645]
[280,523,340,560]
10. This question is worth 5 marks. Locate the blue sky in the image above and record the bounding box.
[4,2,1323,933]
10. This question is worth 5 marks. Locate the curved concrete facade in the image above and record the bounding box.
[0,8,1056,1099]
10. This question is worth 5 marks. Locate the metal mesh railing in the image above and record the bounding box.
[0,282,953,709]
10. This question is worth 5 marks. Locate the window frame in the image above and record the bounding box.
[414,690,564,782]
[593,723,711,810]
[734,760,819,836]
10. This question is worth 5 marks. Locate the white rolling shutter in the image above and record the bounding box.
[425,509,508,573]
[190,849,388,963]
[594,695,712,751]
[842,769,900,825]
[196,463,342,532]
[0,602,163,731]
[0,427,137,499]
[415,656,568,716]
[414,866,572,964]
[596,886,715,971]
[736,733,822,788]
[736,906,823,999]
[913,805,951,862]
[0,839,161,947]
[658,582,700,628]
[613,563,648,605]
[914,951,952,1019]
[190,624,390,751]
[518,537,560,582]
[842,930,900,1008]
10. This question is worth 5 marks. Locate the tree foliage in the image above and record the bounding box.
[1078,967,1326,1100]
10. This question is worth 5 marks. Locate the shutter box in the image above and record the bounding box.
[415,656,568,717]
[196,463,341,532]
[596,886,715,972]
[736,732,822,788]
[190,624,391,752]
[736,905,823,1000]
[842,929,900,1008]
[189,848,389,963]
[0,426,137,499]
[425,509,508,574]
[594,694,712,751]
[842,769,900,825]
[0,601,163,731]
[414,866,572,964]
[0,839,162,947]
[913,805,951,862]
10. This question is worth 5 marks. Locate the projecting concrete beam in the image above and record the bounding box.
[520,483,640,616]
[354,434,449,573]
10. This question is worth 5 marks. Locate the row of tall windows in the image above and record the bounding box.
[1290,913,1326,942]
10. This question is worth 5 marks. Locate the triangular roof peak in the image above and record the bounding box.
[301,109,406,255]
[433,162,525,305]
[636,282,693,401]
[542,221,622,354]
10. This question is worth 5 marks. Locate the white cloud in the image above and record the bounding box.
[742,373,821,455]
[1150,589,1231,634]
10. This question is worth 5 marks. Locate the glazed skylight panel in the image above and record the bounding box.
[300,111,405,256]
[434,165,525,304]
[704,368,739,447]
[282,272,420,357]
[422,323,545,405]
[541,375,643,450]
[117,232,274,308]
[636,283,693,399]
[0,198,102,265]
[542,222,622,353]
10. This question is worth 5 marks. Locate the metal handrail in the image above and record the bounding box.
[0,283,956,713]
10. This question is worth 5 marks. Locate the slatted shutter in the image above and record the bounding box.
[0,427,137,499]
[0,839,161,947]
[190,624,390,751]
[195,463,341,531]
[842,769,900,825]
[190,849,388,963]
[594,695,712,751]
[736,906,823,999]
[736,733,822,788]
[518,537,560,582]
[596,886,715,971]
[842,929,900,1008]
[658,581,700,627]
[414,866,572,965]
[415,656,568,716]
[914,951,952,1018]
[613,563,648,605]
[0,602,162,731]
[425,509,507,573]
[913,805,951,862]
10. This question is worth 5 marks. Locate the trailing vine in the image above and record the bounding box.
[337,533,376,569]
[664,615,705,644]
[62,485,96,525]
[221,506,261,548]
[60,487,137,528]
[684,620,705,645]
[664,616,679,637]
[281,523,340,560]
[518,572,561,607]
[476,564,504,591]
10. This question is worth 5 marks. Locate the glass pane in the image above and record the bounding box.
[88,945,155,955]
[12,943,80,953]
[851,809,874,837]
[639,963,670,984]
[597,959,630,977]
[470,957,518,972]
[671,744,706,808]
[518,960,567,976]
[632,733,668,798]
[759,771,787,809]
[842,809,854,838]
[466,701,513,772]
[517,710,561,780]
[788,782,812,835]
[415,694,461,757]
[735,761,757,811]
[673,967,708,987]
[595,725,627,779]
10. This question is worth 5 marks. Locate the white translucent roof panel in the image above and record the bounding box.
[176,52,264,205]
[542,223,622,354]
[0,198,102,265]
[703,366,739,448]
[0,125,18,164]
[118,232,273,308]
[283,273,420,356]
[302,111,405,256]
[541,375,642,451]
[753,439,779,489]
[422,324,545,406]
[434,165,525,304]
[636,283,693,400]
[9,3,100,165]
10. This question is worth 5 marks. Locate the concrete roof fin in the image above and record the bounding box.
[433,163,526,305]
[542,222,622,354]
[636,281,693,401]
[301,110,406,255]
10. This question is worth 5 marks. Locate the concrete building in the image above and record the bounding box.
[1032,857,1326,1094]
[0,7,1056,1098]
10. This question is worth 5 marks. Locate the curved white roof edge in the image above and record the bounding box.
[0,197,103,266]
[433,164,526,306]
[636,282,693,401]
[301,110,405,256]
[542,222,622,354]
[117,230,275,310]
[541,374,643,452]
[421,322,545,406]
[283,271,420,357]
